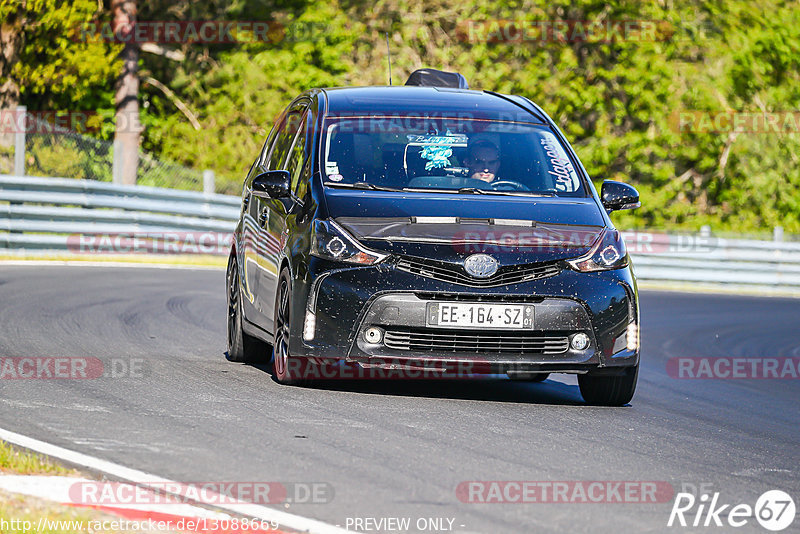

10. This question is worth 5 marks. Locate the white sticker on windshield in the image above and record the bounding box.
[407,130,468,170]
[328,173,343,182]
[540,133,579,192]
[406,133,469,146]
[326,162,340,176]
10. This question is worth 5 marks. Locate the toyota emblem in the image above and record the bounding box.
[464,254,499,278]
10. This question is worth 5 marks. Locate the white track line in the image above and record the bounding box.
[0,427,348,534]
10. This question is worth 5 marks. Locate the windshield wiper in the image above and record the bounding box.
[327,182,558,197]
[517,191,557,197]
[457,187,489,194]
[455,187,538,197]
[324,181,402,192]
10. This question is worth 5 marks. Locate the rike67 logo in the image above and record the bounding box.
[668,489,796,531]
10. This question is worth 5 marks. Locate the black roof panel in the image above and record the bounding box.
[322,86,546,123]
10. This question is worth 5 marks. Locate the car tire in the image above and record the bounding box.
[578,365,638,406]
[273,269,306,385]
[226,254,270,364]
[507,373,549,382]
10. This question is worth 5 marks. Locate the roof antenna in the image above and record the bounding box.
[385,32,393,86]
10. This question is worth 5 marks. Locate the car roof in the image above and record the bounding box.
[320,86,548,123]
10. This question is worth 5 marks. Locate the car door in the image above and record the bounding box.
[240,111,285,324]
[256,101,309,332]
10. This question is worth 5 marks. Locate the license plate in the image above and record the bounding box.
[426,303,534,329]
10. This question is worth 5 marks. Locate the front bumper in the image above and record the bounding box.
[293,259,639,374]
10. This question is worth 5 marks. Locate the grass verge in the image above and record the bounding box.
[0,441,167,533]
[0,441,76,476]
[0,253,226,268]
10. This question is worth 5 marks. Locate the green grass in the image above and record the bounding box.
[0,441,164,532]
[0,441,75,476]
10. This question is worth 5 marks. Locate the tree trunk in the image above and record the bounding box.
[0,2,26,147]
[112,0,140,186]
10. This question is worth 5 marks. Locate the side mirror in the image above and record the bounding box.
[601,180,640,212]
[252,170,290,199]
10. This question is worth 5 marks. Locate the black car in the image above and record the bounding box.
[226,69,641,406]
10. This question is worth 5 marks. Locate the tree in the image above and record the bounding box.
[111,0,140,185]
[0,1,26,110]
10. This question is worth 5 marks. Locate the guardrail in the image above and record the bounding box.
[1,175,799,291]
[0,175,239,254]
[623,231,800,288]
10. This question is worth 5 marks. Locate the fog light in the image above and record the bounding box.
[303,311,316,341]
[626,322,639,351]
[571,333,590,351]
[364,327,383,344]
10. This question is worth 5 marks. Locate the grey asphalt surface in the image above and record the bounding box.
[0,265,797,533]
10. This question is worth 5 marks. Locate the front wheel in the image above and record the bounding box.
[273,269,306,385]
[578,365,638,406]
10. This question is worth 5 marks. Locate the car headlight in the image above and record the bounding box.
[567,228,628,272]
[311,220,387,265]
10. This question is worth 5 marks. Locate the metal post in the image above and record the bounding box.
[14,106,26,176]
[700,225,711,237]
[203,169,215,195]
[774,226,784,242]
[112,140,123,184]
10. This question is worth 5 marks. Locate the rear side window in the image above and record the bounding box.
[264,110,305,170]
[286,111,311,198]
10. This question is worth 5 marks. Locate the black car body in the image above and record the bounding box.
[226,71,641,405]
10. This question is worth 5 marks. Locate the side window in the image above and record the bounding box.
[286,111,311,199]
[265,110,304,170]
[256,112,285,170]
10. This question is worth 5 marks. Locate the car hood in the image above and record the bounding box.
[325,190,606,263]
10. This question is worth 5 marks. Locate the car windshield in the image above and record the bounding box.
[320,116,585,196]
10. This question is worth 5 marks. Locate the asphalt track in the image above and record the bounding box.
[0,265,797,533]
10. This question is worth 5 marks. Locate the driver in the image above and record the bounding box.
[464,140,500,183]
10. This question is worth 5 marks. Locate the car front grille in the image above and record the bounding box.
[395,257,561,287]
[382,327,570,355]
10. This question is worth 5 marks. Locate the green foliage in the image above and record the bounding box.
[11,0,800,230]
[6,0,120,112]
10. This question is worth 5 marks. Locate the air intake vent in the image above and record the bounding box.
[383,327,569,355]
[395,257,560,287]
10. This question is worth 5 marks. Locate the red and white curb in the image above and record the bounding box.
[0,427,347,534]
[0,475,241,531]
